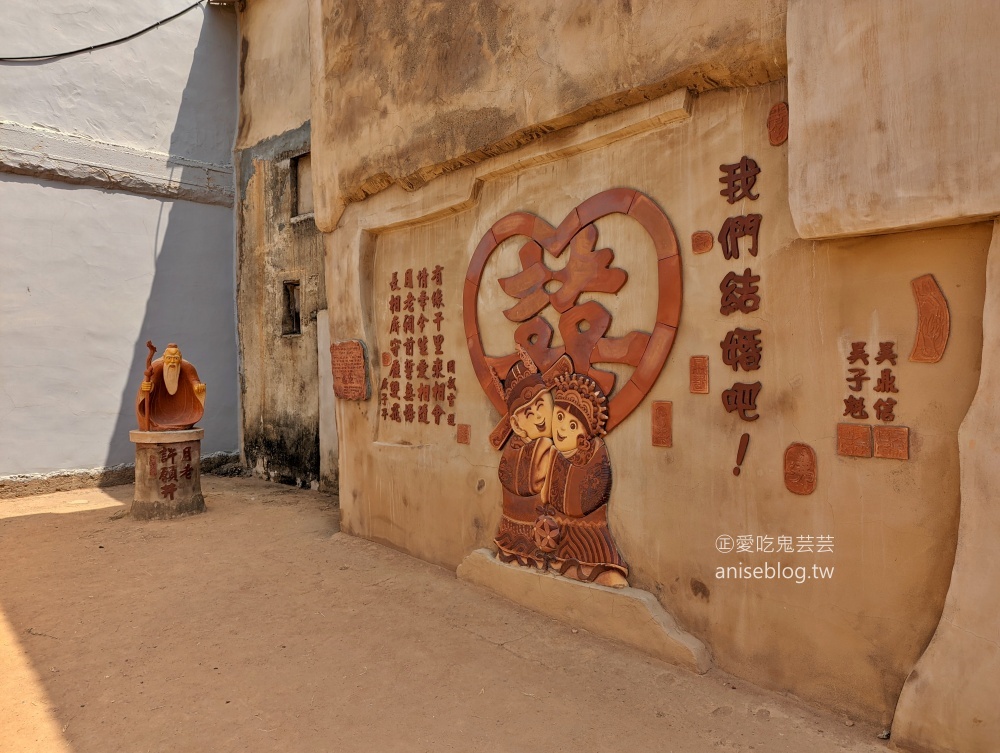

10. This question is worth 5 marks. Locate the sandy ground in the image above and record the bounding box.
[0,477,891,753]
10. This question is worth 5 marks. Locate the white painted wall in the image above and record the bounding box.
[0,1,238,475]
[0,1,235,163]
[0,174,237,472]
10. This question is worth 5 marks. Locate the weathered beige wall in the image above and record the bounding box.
[323,80,990,724]
[308,0,786,231]
[238,144,327,487]
[237,0,313,149]
[236,0,328,486]
[787,0,1000,239]
[890,221,1000,753]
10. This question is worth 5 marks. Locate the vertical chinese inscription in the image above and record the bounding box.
[379,265,458,429]
[156,444,196,501]
[840,339,903,452]
[715,156,765,468]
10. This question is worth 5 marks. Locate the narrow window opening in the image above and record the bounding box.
[291,152,313,218]
[282,280,301,335]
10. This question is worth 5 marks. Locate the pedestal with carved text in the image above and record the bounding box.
[129,429,205,520]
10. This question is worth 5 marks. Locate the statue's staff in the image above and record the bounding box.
[139,340,157,431]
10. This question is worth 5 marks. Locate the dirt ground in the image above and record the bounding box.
[0,477,891,753]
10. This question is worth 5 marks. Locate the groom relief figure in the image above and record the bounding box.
[494,353,555,570]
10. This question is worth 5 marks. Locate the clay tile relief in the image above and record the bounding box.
[465,189,682,588]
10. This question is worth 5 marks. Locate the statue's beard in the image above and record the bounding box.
[164,363,180,395]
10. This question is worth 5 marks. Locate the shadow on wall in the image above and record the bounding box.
[103,8,238,469]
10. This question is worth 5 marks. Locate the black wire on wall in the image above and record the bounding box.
[0,0,208,63]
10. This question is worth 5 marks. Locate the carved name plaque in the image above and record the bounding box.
[689,356,709,394]
[784,443,817,495]
[651,401,673,447]
[331,340,370,401]
[837,423,872,458]
[909,274,950,363]
[767,102,789,146]
[873,425,909,460]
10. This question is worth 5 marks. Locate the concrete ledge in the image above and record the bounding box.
[0,120,234,207]
[457,548,712,674]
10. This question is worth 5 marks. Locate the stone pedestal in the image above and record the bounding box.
[129,429,206,520]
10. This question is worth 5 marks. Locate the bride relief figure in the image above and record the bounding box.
[540,372,629,588]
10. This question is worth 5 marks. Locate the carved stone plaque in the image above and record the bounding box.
[330,340,370,401]
[784,443,817,495]
[837,423,871,458]
[909,274,950,363]
[457,423,471,445]
[873,425,909,460]
[691,231,714,255]
[689,356,710,394]
[651,401,673,447]
[767,102,789,146]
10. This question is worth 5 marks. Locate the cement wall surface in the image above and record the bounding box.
[787,0,1000,239]
[236,0,313,150]
[0,174,238,473]
[236,126,326,487]
[322,79,990,728]
[0,1,238,477]
[308,0,786,231]
[0,2,235,163]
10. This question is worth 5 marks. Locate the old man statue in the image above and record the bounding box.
[136,341,206,431]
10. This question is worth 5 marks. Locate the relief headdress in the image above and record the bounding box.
[502,344,548,415]
[550,372,609,439]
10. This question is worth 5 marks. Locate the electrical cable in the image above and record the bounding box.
[0,0,208,63]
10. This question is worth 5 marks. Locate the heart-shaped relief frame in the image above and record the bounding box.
[464,188,682,446]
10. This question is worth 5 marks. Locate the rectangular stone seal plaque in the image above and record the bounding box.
[873,425,909,460]
[330,339,370,400]
[457,424,471,444]
[837,423,872,458]
[689,356,709,394]
[651,401,673,447]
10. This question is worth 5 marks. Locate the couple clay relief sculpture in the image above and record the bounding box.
[464,188,683,589]
[493,349,627,586]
